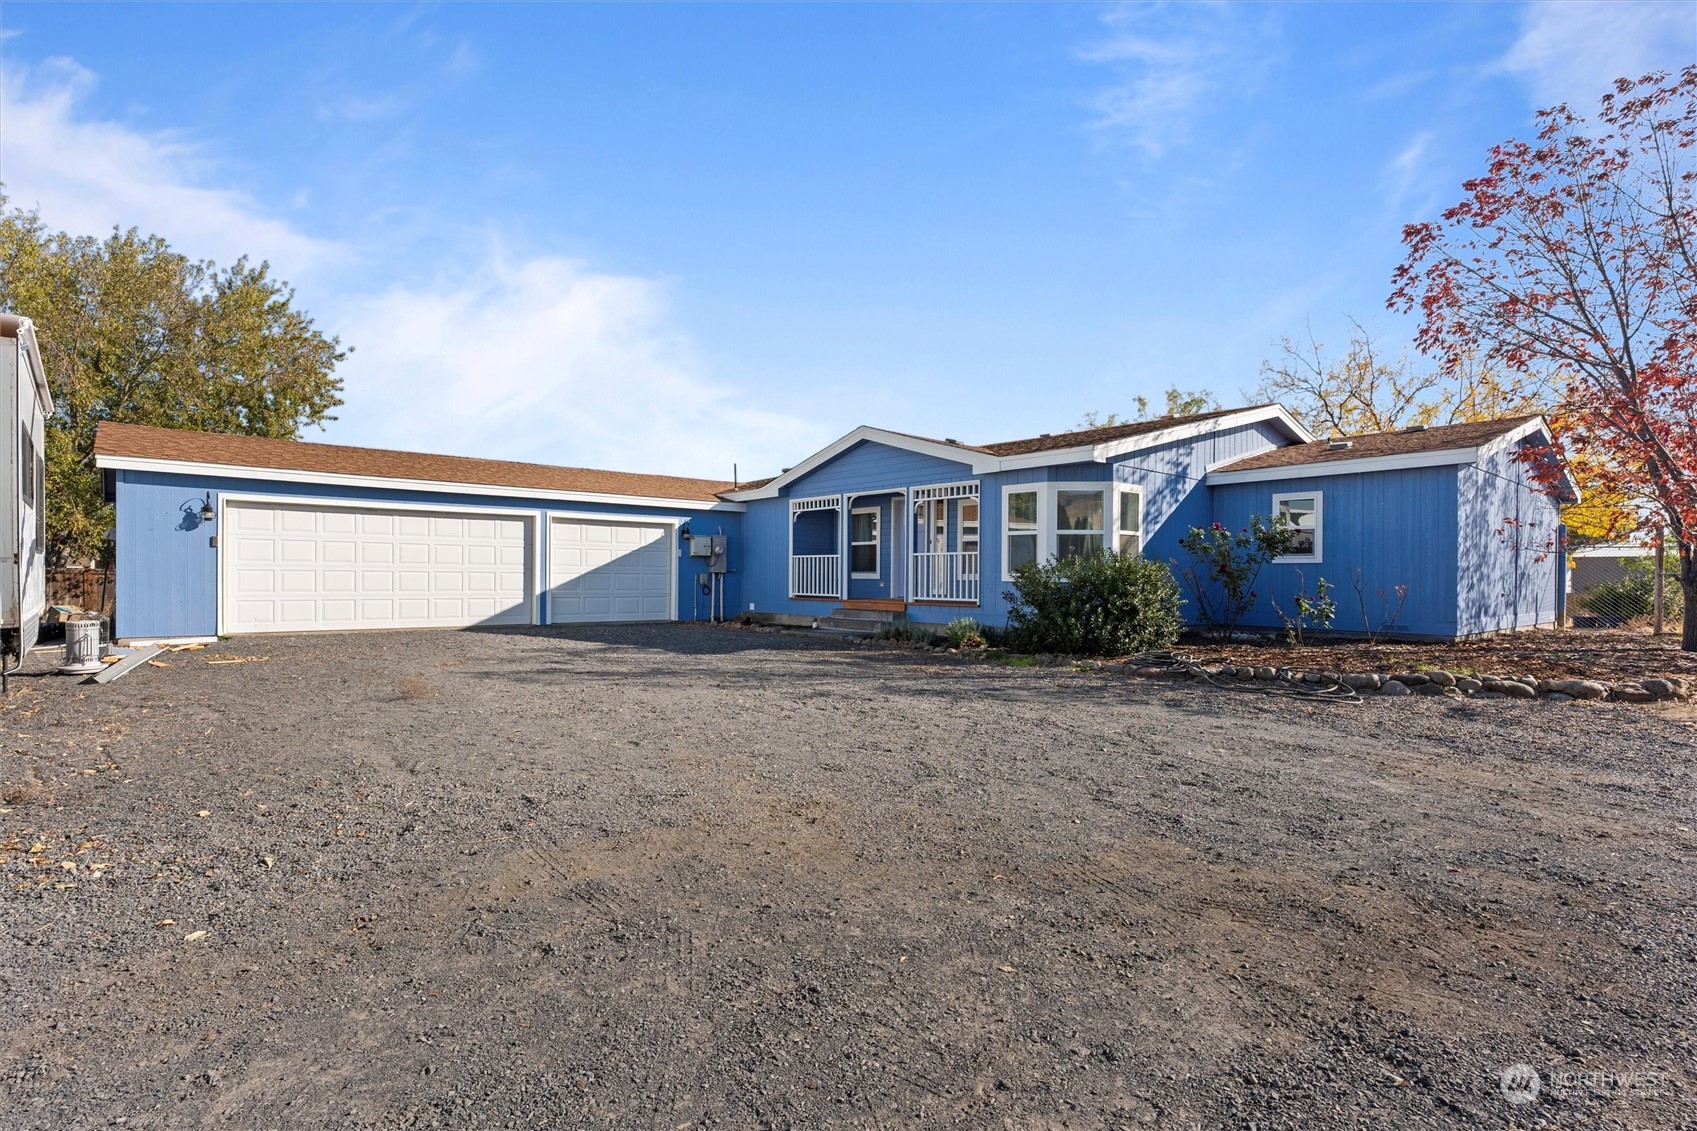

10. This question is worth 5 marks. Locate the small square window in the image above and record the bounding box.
[1273,492,1323,561]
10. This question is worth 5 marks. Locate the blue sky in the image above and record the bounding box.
[2,3,1692,479]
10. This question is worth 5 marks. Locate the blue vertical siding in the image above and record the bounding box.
[737,423,1288,627]
[114,469,741,639]
[736,440,978,617]
[1207,467,1461,638]
[1456,441,1563,634]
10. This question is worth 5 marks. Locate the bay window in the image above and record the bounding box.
[1006,490,1038,573]
[1002,482,1147,579]
[1055,490,1104,562]
[1117,487,1143,556]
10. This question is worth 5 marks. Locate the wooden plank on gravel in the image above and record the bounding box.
[87,643,161,684]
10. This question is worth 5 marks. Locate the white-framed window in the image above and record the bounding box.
[1272,491,1323,562]
[1002,482,1146,579]
[1116,485,1143,557]
[1055,489,1104,562]
[960,499,980,555]
[1005,489,1039,576]
[850,506,881,577]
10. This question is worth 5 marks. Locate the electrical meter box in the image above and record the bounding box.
[705,534,729,574]
[688,536,714,558]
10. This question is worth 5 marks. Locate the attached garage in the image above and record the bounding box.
[222,499,535,634]
[547,517,673,624]
[94,423,743,642]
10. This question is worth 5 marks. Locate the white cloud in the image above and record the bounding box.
[1382,129,1433,208]
[2,51,820,481]
[1499,1,1695,110]
[0,57,341,275]
[1081,3,1280,155]
[328,252,825,481]
[317,93,409,122]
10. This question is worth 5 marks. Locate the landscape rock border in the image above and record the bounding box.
[1110,660,1691,704]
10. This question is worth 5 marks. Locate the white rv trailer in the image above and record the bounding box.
[0,314,52,686]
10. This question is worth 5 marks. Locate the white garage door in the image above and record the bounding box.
[547,518,673,623]
[224,501,534,634]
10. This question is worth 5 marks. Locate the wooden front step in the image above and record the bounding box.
[841,598,907,612]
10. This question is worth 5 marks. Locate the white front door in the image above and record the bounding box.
[547,518,673,623]
[223,500,534,634]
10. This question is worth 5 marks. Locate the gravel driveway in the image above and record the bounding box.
[2,624,1693,1129]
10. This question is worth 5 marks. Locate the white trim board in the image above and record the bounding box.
[1209,446,1484,485]
[722,406,1313,501]
[96,454,745,513]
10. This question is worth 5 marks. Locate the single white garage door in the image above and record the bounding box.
[224,501,534,634]
[548,518,673,623]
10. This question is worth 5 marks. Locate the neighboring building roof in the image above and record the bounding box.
[721,404,1314,502]
[93,422,741,507]
[1211,416,1543,474]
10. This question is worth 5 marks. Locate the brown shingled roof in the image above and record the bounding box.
[93,422,738,503]
[1212,416,1543,473]
[974,406,1270,457]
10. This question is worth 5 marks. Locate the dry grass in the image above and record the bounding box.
[2,782,53,807]
[395,676,436,701]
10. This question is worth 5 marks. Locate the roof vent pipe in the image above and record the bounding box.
[1327,439,1354,451]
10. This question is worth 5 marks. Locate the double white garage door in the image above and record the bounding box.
[223,500,673,634]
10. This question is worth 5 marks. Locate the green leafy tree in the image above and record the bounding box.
[0,199,346,563]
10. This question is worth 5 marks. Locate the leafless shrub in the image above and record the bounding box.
[3,782,53,807]
[395,677,436,701]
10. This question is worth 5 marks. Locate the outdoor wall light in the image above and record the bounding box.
[197,493,216,523]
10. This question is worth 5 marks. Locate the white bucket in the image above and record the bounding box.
[60,618,105,675]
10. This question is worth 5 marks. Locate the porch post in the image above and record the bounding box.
[839,494,849,600]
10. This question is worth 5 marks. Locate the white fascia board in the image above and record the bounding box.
[1206,446,1481,485]
[994,445,1096,471]
[1475,416,1549,459]
[721,425,994,501]
[723,407,1319,499]
[1091,406,1315,462]
[93,454,746,513]
[1473,415,1580,502]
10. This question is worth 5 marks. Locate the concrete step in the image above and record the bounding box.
[817,615,891,635]
[824,607,898,624]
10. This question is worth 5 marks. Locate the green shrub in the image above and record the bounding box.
[1176,515,1298,643]
[944,617,985,648]
[1581,557,1683,622]
[1004,551,1183,656]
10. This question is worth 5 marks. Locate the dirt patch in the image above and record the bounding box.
[0,623,1692,1128]
[1198,626,1696,681]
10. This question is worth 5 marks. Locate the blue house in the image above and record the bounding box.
[94,407,1575,643]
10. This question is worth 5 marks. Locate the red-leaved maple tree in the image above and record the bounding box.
[1391,67,1697,651]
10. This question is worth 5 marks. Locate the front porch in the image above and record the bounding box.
[788,481,981,605]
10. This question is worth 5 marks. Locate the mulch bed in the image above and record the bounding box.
[1189,628,1696,682]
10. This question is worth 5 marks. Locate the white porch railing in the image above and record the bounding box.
[791,554,843,598]
[911,551,979,603]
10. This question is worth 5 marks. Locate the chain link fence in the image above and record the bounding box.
[1570,551,1680,630]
